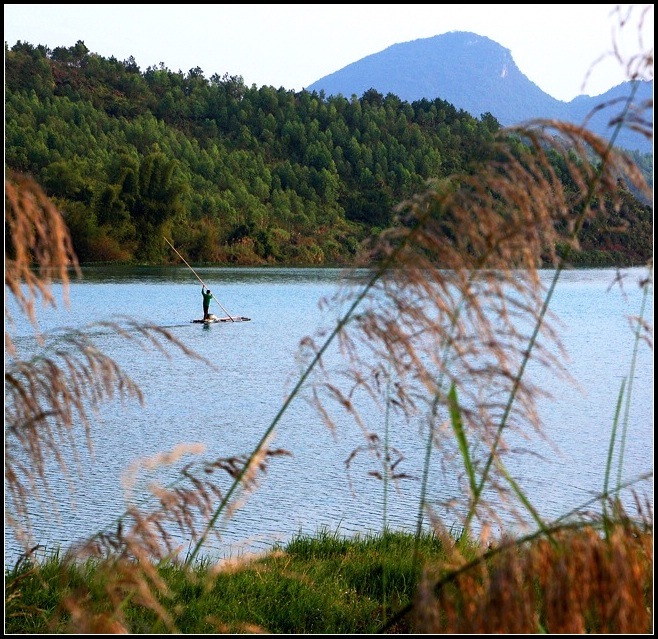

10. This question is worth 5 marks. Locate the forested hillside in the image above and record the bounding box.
[5,40,653,267]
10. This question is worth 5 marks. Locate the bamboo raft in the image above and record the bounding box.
[191,315,251,324]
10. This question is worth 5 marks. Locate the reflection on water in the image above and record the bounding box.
[5,266,653,566]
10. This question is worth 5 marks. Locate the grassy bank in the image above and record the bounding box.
[5,522,652,634]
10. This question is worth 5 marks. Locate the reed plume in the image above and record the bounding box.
[304,4,652,630]
[5,171,290,632]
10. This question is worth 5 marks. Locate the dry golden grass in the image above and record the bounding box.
[5,170,80,352]
[412,515,653,633]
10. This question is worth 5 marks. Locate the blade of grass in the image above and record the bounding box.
[603,376,626,535]
[615,266,652,499]
[447,383,477,497]
[187,214,433,565]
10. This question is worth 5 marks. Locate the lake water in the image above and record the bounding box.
[5,266,653,567]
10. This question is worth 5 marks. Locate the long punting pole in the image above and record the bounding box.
[164,236,235,321]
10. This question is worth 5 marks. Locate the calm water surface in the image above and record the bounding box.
[5,266,653,566]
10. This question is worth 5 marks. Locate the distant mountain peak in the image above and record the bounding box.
[307,31,652,153]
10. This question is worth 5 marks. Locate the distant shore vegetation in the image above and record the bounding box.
[5,40,652,268]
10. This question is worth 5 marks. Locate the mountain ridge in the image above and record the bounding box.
[306,31,652,154]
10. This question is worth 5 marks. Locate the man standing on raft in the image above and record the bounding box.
[202,285,213,320]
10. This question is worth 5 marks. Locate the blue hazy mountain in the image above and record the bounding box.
[306,32,652,154]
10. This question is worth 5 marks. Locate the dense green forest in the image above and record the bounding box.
[5,40,653,267]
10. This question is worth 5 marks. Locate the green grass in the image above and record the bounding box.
[5,528,467,634]
[6,521,653,634]
[5,519,653,634]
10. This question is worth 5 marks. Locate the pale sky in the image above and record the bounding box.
[4,4,654,102]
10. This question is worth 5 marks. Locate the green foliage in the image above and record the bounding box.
[6,40,650,266]
[4,530,448,634]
